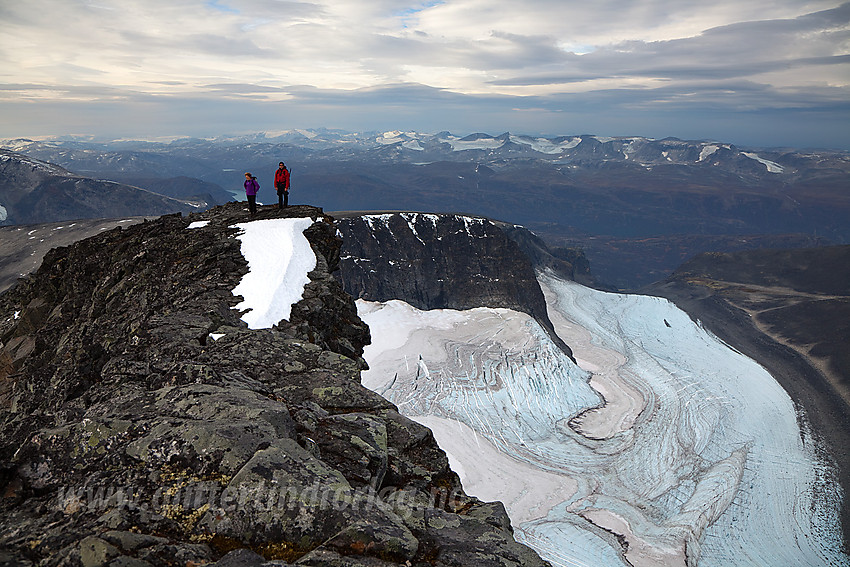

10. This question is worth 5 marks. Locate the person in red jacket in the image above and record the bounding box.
[274,162,291,209]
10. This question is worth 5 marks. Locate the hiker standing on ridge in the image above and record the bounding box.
[274,162,290,209]
[244,172,259,215]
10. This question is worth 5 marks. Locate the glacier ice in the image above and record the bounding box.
[357,273,847,566]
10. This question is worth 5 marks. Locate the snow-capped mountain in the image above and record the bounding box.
[4,130,847,290]
[6,129,845,180]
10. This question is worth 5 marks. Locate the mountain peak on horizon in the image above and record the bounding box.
[9,128,850,154]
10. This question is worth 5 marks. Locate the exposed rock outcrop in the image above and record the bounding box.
[0,202,549,566]
[495,222,594,287]
[335,212,575,359]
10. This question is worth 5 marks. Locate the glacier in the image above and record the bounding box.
[358,272,847,567]
[219,216,846,565]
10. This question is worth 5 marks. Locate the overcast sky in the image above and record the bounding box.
[1,0,849,148]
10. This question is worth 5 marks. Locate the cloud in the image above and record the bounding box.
[0,0,848,147]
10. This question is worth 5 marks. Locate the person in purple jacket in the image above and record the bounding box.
[243,172,259,215]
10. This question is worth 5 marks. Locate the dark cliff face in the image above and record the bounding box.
[495,222,595,287]
[0,203,549,567]
[335,212,574,359]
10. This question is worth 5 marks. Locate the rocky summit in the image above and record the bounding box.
[0,202,549,567]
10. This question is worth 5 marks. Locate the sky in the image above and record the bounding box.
[1,0,849,148]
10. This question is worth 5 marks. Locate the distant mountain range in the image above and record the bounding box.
[0,150,212,226]
[8,129,848,177]
[3,130,848,288]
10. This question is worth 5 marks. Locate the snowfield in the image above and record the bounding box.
[509,135,583,154]
[229,217,316,328]
[742,152,784,173]
[358,272,847,567]
[439,135,506,151]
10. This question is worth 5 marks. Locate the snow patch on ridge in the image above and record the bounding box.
[742,152,784,173]
[362,214,394,231]
[440,136,504,151]
[377,131,404,145]
[508,135,582,154]
[402,212,440,226]
[361,213,487,242]
[699,145,719,161]
[230,217,316,328]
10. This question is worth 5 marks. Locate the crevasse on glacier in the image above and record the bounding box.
[358,272,846,567]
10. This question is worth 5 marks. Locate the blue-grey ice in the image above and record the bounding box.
[358,272,847,566]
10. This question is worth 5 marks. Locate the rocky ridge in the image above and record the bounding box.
[0,202,549,566]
